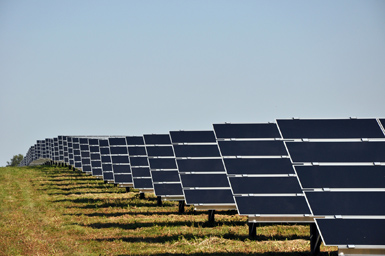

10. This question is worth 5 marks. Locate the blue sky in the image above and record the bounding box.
[1,0,384,166]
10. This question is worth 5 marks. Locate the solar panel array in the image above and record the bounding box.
[277,118,385,255]
[144,134,184,200]
[213,123,312,224]
[170,130,235,211]
[19,117,385,256]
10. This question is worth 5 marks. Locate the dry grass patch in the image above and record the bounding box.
[0,166,337,255]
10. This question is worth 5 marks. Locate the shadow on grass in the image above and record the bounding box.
[47,190,122,196]
[117,253,337,256]
[80,220,284,233]
[83,231,309,243]
[64,210,205,217]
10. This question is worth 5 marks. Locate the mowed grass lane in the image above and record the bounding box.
[0,166,337,255]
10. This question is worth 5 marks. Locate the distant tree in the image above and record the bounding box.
[7,154,24,167]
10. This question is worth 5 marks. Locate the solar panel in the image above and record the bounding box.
[278,118,385,255]
[170,130,235,210]
[295,165,385,189]
[236,196,311,215]
[107,137,132,187]
[306,192,385,216]
[79,138,92,174]
[287,141,385,163]
[72,137,82,169]
[223,158,294,175]
[214,123,281,139]
[315,219,385,246]
[214,123,310,222]
[126,136,153,191]
[277,118,385,139]
[99,139,112,180]
[144,134,184,201]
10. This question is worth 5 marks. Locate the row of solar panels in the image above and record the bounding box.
[20,118,385,256]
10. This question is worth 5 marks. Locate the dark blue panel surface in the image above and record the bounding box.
[177,159,225,172]
[130,157,148,166]
[144,134,171,145]
[109,138,126,146]
[181,174,229,188]
[213,123,281,139]
[80,145,89,150]
[219,141,288,156]
[230,177,302,194]
[113,165,131,173]
[170,131,216,143]
[111,156,129,163]
[184,189,234,204]
[148,158,177,169]
[99,139,109,147]
[223,158,295,175]
[103,172,114,180]
[114,174,132,183]
[277,119,384,139]
[236,196,311,215]
[295,166,385,189]
[89,139,99,145]
[110,147,128,155]
[102,164,112,171]
[90,146,99,152]
[81,152,90,158]
[100,148,110,154]
[151,171,180,182]
[146,146,174,157]
[90,154,100,160]
[82,166,91,172]
[82,159,90,165]
[173,145,220,157]
[287,142,385,163]
[92,169,103,176]
[74,156,81,161]
[131,167,151,177]
[80,138,88,144]
[133,178,153,189]
[128,147,146,156]
[154,184,183,196]
[316,219,385,246]
[74,150,80,155]
[126,136,144,145]
[101,156,111,162]
[306,192,385,216]
[91,161,101,167]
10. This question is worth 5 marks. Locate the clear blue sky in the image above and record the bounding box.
[1,0,384,166]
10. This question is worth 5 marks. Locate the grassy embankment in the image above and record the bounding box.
[0,165,337,255]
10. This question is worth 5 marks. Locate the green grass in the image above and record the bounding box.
[0,165,337,255]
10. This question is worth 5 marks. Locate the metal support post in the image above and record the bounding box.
[310,223,321,256]
[125,187,130,192]
[157,196,162,206]
[139,192,145,199]
[248,222,257,238]
[178,201,185,213]
[208,210,215,223]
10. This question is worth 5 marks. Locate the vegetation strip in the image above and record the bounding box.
[0,166,337,255]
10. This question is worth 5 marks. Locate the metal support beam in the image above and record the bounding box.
[208,210,215,223]
[178,201,185,213]
[157,196,162,206]
[310,223,321,256]
[248,222,257,238]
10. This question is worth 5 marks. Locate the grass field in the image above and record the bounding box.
[0,165,337,255]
